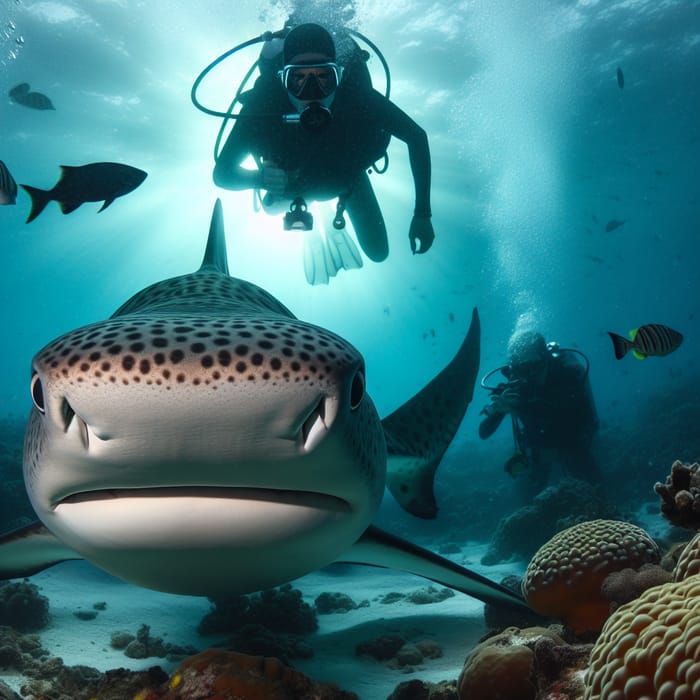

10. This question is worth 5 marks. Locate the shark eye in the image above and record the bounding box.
[350,369,365,411]
[31,373,46,414]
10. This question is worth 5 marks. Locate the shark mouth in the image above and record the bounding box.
[52,487,353,550]
[56,486,350,512]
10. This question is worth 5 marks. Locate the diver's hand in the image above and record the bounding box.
[489,388,520,415]
[260,163,288,196]
[409,215,435,254]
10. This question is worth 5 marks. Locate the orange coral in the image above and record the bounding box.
[159,648,355,700]
[522,520,659,634]
[584,574,700,699]
[457,626,563,700]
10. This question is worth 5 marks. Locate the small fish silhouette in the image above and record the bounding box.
[8,82,55,110]
[616,67,624,90]
[21,162,147,223]
[605,219,626,233]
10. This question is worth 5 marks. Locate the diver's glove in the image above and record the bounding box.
[409,215,435,254]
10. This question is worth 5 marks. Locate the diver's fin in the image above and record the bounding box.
[325,228,363,271]
[0,521,82,579]
[383,308,480,518]
[303,229,338,285]
[20,184,52,223]
[338,525,530,611]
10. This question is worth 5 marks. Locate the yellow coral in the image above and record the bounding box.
[168,672,183,690]
[584,573,700,699]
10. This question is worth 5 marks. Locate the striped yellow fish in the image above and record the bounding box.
[608,323,683,360]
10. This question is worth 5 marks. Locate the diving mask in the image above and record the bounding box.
[279,62,341,101]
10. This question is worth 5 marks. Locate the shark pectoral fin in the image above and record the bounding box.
[340,526,530,612]
[382,307,481,519]
[386,455,439,518]
[0,522,82,579]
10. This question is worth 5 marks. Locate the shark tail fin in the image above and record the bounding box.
[200,199,230,275]
[383,307,480,519]
[21,184,52,223]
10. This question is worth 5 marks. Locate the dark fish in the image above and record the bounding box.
[616,66,624,90]
[21,162,147,223]
[605,219,626,232]
[8,82,55,110]
[608,323,683,360]
[0,160,18,205]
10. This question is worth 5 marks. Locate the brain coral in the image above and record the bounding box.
[584,574,700,699]
[522,519,659,633]
[673,532,700,582]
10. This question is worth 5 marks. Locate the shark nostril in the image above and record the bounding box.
[30,373,45,414]
[349,370,365,411]
[300,396,326,452]
[60,398,75,432]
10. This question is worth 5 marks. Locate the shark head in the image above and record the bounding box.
[24,201,386,595]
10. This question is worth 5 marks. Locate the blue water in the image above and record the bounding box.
[0,0,699,691]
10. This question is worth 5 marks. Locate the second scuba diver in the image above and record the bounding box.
[478,330,602,497]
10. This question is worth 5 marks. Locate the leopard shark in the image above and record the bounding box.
[0,200,527,612]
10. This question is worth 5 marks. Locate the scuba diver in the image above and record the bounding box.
[478,330,601,495]
[198,22,434,284]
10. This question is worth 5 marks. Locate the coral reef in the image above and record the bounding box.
[583,574,700,699]
[482,479,620,565]
[197,584,317,635]
[457,626,565,700]
[600,563,673,612]
[355,634,443,670]
[387,678,458,699]
[0,581,50,632]
[522,519,660,634]
[655,460,700,530]
[314,591,368,614]
[117,624,198,661]
[158,648,357,699]
[673,531,700,581]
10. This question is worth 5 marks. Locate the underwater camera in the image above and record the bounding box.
[284,197,313,231]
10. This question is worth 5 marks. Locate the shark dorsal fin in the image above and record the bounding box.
[200,199,230,275]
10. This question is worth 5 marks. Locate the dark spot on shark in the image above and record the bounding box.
[201,356,214,369]
[122,356,135,371]
[218,350,232,366]
[139,360,151,374]
[235,345,249,356]
[130,343,145,352]
[191,343,205,353]
[236,361,246,373]
[170,350,184,363]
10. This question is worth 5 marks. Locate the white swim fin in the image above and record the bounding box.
[326,227,364,272]
[303,229,339,285]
